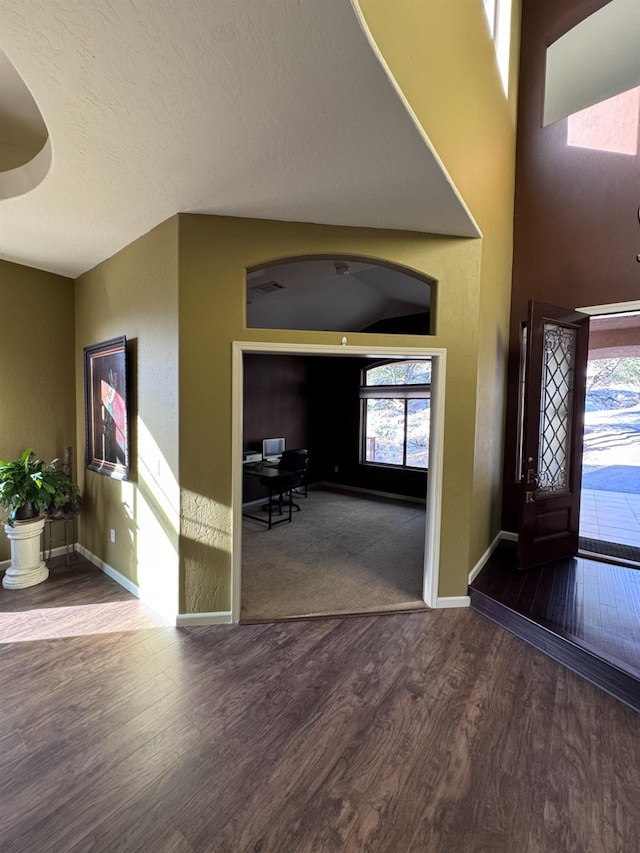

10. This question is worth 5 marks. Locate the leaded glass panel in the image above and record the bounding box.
[536,322,576,495]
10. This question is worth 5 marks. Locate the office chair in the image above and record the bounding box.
[261,449,308,515]
[279,449,308,507]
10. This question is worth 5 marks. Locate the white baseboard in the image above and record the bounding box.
[76,544,177,624]
[77,544,140,597]
[0,543,77,573]
[467,530,518,585]
[468,531,502,584]
[436,595,471,608]
[5,542,229,627]
[176,611,233,627]
[78,547,234,627]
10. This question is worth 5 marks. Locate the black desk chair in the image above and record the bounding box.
[261,449,308,518]
[277,449,308,509]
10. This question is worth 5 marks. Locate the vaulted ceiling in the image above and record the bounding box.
[0,0,479,279]
[4,1,637,280]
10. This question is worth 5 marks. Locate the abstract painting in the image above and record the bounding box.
[84,336,129,479]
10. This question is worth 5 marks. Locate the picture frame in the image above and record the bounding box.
[84,336,130,480]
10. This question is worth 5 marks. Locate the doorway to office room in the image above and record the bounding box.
[240,353,430,620]
[231,342,446,623]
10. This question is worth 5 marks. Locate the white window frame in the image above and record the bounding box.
[360,362,431,470]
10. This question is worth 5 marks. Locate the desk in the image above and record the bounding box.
[242,463,295,530]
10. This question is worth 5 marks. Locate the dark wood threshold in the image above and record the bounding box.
[469,587,640,713]
[578,548,640,572]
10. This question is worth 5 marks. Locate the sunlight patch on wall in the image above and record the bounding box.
[181,490,231,553]
[567,87,639,155]
[182,489,232,613]
[120,419,180,621]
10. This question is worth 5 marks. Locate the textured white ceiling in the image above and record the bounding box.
[0,0,478,278]
[0,49,47,171]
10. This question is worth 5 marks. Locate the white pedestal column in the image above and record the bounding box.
[3,517,48,589]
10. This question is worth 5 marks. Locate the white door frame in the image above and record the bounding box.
[231,341,447,623]
[578,300,640,316]
[576,300,640,549]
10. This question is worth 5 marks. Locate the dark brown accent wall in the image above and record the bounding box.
[242,354,310,502]
[243,354,310,454]
[503,0,640,530]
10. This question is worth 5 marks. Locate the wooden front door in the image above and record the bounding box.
[517,301,590,570]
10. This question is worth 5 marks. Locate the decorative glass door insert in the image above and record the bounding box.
[537,323,577,495]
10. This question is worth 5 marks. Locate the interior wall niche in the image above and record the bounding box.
[246,256,435,335]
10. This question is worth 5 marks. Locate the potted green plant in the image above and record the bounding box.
[0,449,81,589]
[0,448,81,525]
[0,448,52,524]
[41,466,82,521]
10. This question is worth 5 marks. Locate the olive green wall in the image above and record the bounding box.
[74,217,180,619]
[0,260,76,561]
[2,3,518,606]
[178,214,483,611]
[360,0,521,567]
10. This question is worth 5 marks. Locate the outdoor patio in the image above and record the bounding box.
[580,372,640,553]
[580,488,640,549]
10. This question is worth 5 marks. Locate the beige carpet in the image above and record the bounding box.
[241,487,428,620]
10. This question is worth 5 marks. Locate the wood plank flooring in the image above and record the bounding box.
[471,542,640,676]
[1,557,640,851]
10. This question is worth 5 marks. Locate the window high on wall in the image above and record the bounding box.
[483,0,497,36]
[483,0,512,95]
[360,360,431,470]
[567,86,640,155]
[543,0,640,127]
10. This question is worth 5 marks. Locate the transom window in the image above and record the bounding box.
[246,256,434,335]
[360,360,431,470]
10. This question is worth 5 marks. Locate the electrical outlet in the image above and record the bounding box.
[334,465,339,473]
[110,528,116,543]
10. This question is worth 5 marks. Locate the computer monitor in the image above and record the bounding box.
[262,437,285,461]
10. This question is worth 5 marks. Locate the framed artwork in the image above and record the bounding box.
[84,336,130,479]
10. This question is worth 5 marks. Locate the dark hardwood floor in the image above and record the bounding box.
[1,556,640,851]
[470,541,640,711]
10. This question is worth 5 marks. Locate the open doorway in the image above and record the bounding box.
[239,353,430,620]
[579,311,640,561]
[230,342,446,623]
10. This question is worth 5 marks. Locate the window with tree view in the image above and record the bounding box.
[361,360,431,469]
